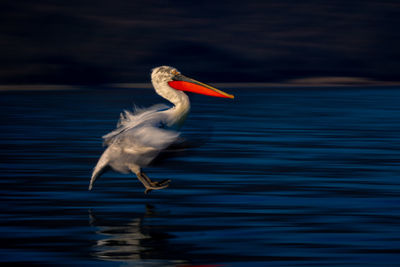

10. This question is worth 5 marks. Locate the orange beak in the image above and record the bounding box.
[168,74,234,99]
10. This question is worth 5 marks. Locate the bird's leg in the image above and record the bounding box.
[135,170,171,194]
[141,172,171,187]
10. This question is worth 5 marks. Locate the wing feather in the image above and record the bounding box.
[103,104,170,146]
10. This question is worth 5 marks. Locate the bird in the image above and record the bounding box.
[89,66,234,193]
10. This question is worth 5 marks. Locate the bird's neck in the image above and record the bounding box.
[170,94,190,128]
[152,81,191,128]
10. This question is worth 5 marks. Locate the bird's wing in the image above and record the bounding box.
[118,125,180,155]
[102,104,170,146]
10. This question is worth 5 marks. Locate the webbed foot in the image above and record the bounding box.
[144,179,171,194]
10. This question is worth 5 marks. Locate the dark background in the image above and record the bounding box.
[1,0,400,85]
[2,1,400,265]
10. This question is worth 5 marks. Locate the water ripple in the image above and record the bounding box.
[1,87,400,266]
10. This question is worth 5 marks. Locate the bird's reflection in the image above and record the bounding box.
[89,204,188,265]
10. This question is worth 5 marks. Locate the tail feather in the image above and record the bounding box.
[89,152,109,190]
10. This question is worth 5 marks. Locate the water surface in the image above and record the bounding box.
[1,86,400,266]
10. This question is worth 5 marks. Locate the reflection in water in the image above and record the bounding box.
[89,205,188,266]
[2,88,400,266]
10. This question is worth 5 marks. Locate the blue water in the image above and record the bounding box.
[1,86,400,266]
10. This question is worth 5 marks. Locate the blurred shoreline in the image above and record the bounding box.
[1,77,399,91]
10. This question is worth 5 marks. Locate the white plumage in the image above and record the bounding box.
[89,66,233,193]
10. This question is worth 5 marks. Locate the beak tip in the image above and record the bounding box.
[226,93,234,99]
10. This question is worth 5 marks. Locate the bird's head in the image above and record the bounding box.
[151,66,234,99]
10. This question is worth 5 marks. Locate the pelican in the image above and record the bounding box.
[89,66,234,193]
